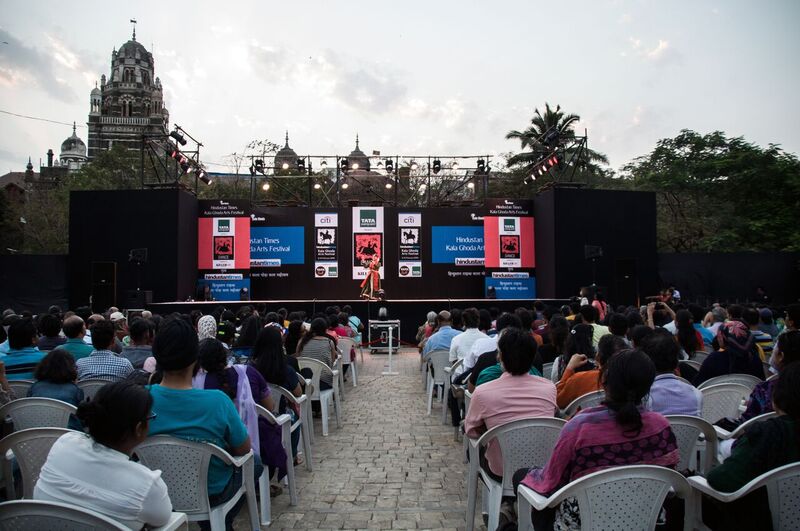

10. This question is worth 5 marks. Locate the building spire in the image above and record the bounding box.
[355,133,359,150]
[285,130,289,147]
[72,121,76,135]
[130,18,137,41]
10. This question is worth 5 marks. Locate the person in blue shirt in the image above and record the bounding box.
[28,349,85,431]
[689,304,715,346]
[422,310,462,361]
[147,317,262,531]
[3,318,44,380]
[59,316,95,361]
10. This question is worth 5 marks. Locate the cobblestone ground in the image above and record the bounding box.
[224,347,482,530]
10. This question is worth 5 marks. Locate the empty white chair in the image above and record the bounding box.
[297,357,341,436]
[665,415,718,475]
[517,465,694,531]
[426,350,451,416]
[561,390,605,418]
[0,397,76,432]
[688,462,800,531]
[466,417,566,531]
[0,499,187,531]
[254,405,293,526]
[134,435,260,531]
[337,337,359,387]
[266,384,313,471]
[7,379,34,399]
[76,378,114,401]
[697,373,763,391]
[699,383,751,424]
[0,427,72,500]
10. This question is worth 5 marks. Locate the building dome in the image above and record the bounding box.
[61,123,87,157]
[274,131,299,171]
[346,134,370,172]
[91,86,101,97]
[117,34,151,62]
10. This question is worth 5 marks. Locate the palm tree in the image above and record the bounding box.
[505,103,608,181]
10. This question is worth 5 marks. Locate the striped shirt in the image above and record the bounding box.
[2,346,45,380]
[76,350,134,382]
[298,337,336,386]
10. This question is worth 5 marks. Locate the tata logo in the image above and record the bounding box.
[399,265,410,276]
[360,209,377,227]
[217,220,231,233]
[315,266,326,276]
[503,219,516,232]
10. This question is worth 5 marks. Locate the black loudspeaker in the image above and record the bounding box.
[614,258,639,306]
[91,261,116,312]
[584,245,604,260]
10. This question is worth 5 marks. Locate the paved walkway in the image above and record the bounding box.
[233,348,478,530]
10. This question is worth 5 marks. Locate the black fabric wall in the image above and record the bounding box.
[534,187,658,305]
[0,255,68,313]
[658,252,800,305]
[68,189,197,310]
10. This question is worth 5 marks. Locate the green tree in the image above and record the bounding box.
[620,129,800,252]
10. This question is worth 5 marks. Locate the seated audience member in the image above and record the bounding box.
[197,314,218,341]
[0,313,21,354]
[674,309,702,358]
[551,323,595,383]
[422,311,462,361]
[693,321,765,387]
[28,349,85,430]
[109,311,128,349]
[704,306,727,337]
[556,334,627,410]
[283,321,305,371]
[76,320,135,381]
[607,312,631,347]
[703,363,800,529]
[758,308,779,338]
[689,304,715,346]
[3,318,45,380]
[148,317,262,530]
[232,314,261,358]
[642,329,702,416]
[296,317,338,390]
[0,359,13,404]
[465,328,557,481]
[514,349,680,530]
[34,381,172,530]
[195,338,286,492]
[629,323,655,348]
[474,328,544,387]
[536,315,569,365]
[36,313,66,351]
[250,326,304,462]
[580,305,610,348]
[744,307,773,361]
[515,308,543,347]
[122,318,155,370]
[449,308,488,373]
[466,313,522,392]
[60,315,94,360]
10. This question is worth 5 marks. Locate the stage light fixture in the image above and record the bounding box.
[341,181,349,190]
[170,130,187,146]
[385,159,394,173]
[351,162,359,170]
[170,149,191,174]
[476,159,486,174]
[255,159,264,173]
[262,182,270,191]
[432,159,441,174]
[198,169,211,185]
[385,182,392,189]
[410,160,419,171]
[467,181,475,189]
[297,158,305,172]
[340,158,348,173]
[314,182,321,190]
[281,162,289,170]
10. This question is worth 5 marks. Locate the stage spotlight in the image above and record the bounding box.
[170,130,187,146]
[340,158,348,173]
[476,159,486,174]
[170,149,191,174]
[255,159,264,173]
[341,180,349,190]
[351,162,359,170]
[313,182,321,190]
[410,160,419,171]
[385,181,392,189]
[467,181,475,189]
[297,158,305,172]
[451,160,459,171]
[198,169,211,185]
[281,162,289,170]
[385,159,394,173]
[432,159,441,174]
[262,182,270,191]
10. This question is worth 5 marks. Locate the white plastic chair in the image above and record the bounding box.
[426,350,451,416]
[561,390,605,418]
[460,389,472,462]
[294,370,315,443]
[699,383,751,424]
[542,362,554,381]
[134,435,260,531]
[254,404,293,526]
[714,410,779,440]
[665,415,718,475]
[331,356,345,401]
[337,337,359,387]
[0,427,72,500]
[297,357,341,436]
[0,397,77,431]
[442,359,464,425]
[517,465,694,531]
[688,462,800,531]
[466,417,566,531]
[681,359,702,372]
[266,384,313,471]
[7,379,34,399]
[76,378,114,401]
[692,351,709,364]
[697,373,763,391]
[0,499,187,531]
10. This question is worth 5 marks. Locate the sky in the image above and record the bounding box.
[1,0,799,175]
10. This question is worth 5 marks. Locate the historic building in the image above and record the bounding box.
[87,27,169,159]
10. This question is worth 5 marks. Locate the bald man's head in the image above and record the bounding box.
[62,315,86,339]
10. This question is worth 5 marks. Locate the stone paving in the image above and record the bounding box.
[228,347,481,530]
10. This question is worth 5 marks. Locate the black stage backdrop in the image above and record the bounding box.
[68,189,197,310]
[534,187,658,305]
[0,255,68,313]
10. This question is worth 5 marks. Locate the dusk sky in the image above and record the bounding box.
[1,0,799,175]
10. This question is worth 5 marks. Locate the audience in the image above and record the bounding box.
[28,349,85,430]
[579,305,610,347]
[122,318,155,370]
[422,310,461,361]
[550,323,594,383]
[744,307,774,361]
[296,317,338,390]
[642,328,702,416]
[514,349,680,530]
[34,381,172,529]
[448,308,488,375]
[60,315,94,360]
[76,320,135,381]
[693,320,765,386]
[555,334,627,410]
[36,313,66,351]
[3,318,45,380]
[536,315,569,364]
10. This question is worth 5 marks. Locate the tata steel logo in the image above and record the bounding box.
[360,209,377,227]
[315,266,326,276]
[217,220,230,233]
[399,265,410,276]
[503,219,516,232]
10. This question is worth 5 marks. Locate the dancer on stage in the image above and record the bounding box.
[360,256,381,300]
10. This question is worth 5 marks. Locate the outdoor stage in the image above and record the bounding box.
[148,298,568,344]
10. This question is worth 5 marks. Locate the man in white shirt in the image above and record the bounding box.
[449,308,488,377]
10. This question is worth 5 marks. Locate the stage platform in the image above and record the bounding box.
[148,298,569,344]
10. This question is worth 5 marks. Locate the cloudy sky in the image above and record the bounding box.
[1,0,799,175]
